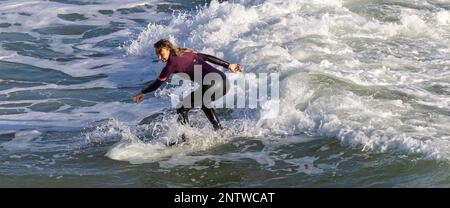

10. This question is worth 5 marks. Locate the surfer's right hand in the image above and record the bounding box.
[134,92,145,104]
[228,64,241,73]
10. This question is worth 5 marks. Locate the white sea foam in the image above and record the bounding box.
[115,0,450,162]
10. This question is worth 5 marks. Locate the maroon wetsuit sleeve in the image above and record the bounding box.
[157,61,175,82]
[141,79,164,94]
[141,62,175,94]
[197,53,230,69]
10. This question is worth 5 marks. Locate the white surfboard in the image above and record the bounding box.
[105,136,192,164]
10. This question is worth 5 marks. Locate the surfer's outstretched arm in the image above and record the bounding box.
[197,53,241,72]
[141,79,164,94]
[197,53,230,68]
[134,61,175,104]
[134,79,165,103]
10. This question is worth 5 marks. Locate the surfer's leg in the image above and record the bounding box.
[169,107,189,146]
[201,106,222,130]
[172,85,207,146]
[201,75,230,130]
[176,107,190,125]
[170,105,191,146]
[175,84,204,126]
[175,93,193,126]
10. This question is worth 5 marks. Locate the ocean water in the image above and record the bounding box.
[0,0,450,187]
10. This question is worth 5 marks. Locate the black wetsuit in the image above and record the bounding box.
[141,52,230,130]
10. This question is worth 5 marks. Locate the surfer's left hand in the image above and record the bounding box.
[134,92,145,104]
[228,64,241,73]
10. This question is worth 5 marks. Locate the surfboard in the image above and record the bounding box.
[138,112,166,125]
[105,137,191,163]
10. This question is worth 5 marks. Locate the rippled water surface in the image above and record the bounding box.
[1,0,450,187]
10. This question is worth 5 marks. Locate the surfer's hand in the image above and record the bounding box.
[228,64,241,73]
[134,92,145,104]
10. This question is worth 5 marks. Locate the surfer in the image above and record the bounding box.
[134,39,241,131]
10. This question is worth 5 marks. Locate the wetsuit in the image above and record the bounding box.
[141,52,230,130]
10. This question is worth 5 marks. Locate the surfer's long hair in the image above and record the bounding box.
[154,39,193,56]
